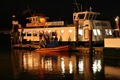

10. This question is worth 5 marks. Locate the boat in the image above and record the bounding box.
[35,45,70,52]
[11,1,114,47]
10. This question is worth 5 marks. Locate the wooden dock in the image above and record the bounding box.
[75,47,103,54]
[12,44,40,49]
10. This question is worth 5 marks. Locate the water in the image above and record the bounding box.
[0,47,120,80]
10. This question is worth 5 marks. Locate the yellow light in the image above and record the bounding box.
[40,18,46,23]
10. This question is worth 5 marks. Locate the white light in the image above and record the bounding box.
[93,29,97,35]
[61,30,64,33]
[93,60,102,73]
[78,60,84,74]
[48,30,51,33]
[78,29,83,35]
[61,58,65,74]
[69,29,72,33]
[69,60,73,74]
[115,16,119,21]
[97,29,101,35]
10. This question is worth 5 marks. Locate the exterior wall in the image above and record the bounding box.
[18,20,113,43]
[18,26,76,42]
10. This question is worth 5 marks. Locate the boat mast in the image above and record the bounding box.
[73,0,80,12]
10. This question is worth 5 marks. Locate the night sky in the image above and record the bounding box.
[0,0,120,30]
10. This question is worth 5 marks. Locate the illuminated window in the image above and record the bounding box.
[109,29,112,35]
[105,29,112,35]
[21,31,26,36]
[105,29,109,35]
[93,29,97,36]
[33,31,37,36]
[27,31,32,36]
[97,29,101,35]
[40,18,46,23]
[78,29,83,36]
[78,14,85,19]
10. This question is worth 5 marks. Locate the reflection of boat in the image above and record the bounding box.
[35,45,70,52]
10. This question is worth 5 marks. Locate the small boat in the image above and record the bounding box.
[35,45,70,52]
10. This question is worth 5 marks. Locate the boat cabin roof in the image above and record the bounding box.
[26,16,49,23]
[73,11,100,21]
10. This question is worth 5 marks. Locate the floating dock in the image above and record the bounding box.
[104,38,120,59]
[12,44,40,50]
[75,47,103,55]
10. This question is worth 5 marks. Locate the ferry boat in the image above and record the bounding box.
[12,8,114,46]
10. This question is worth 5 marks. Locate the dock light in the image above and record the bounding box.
[115,16,119,37]
[12,15,15,18]
[115,16,119,22]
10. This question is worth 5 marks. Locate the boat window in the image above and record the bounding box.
[73,16,76,19]
[105,29,112,35]
[92,15,95,19]
[97,29,101,35]
[21,31,26,36]
[105,29,109,35]
[33,31,37,36]
[27,31,32,36]
[86,14,93,20]
[33,18,35,22]
[78,29,83,36]
[86,14,89,19]
[39,31,44,37]
[78,14,85,19]
[89,14,93,20]
[93,29,97,36]
[109,29,112,35]
[52,32,57,36]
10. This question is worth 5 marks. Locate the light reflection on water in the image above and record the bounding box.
[11,49,105,80]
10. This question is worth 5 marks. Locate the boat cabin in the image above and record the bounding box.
[72,10,113,43]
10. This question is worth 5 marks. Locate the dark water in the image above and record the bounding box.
[0,47,120,80]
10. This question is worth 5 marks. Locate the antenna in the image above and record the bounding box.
[89,6,92,11]
[85,0,88,11]
[73,0,80,12]
[27,4,32,15]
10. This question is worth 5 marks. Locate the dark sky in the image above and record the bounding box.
[0,0,120,30]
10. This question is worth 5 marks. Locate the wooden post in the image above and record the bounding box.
[89,27,93,69]
[89,29,93,55]
[115,16,119,37]
[75,20,79,46]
